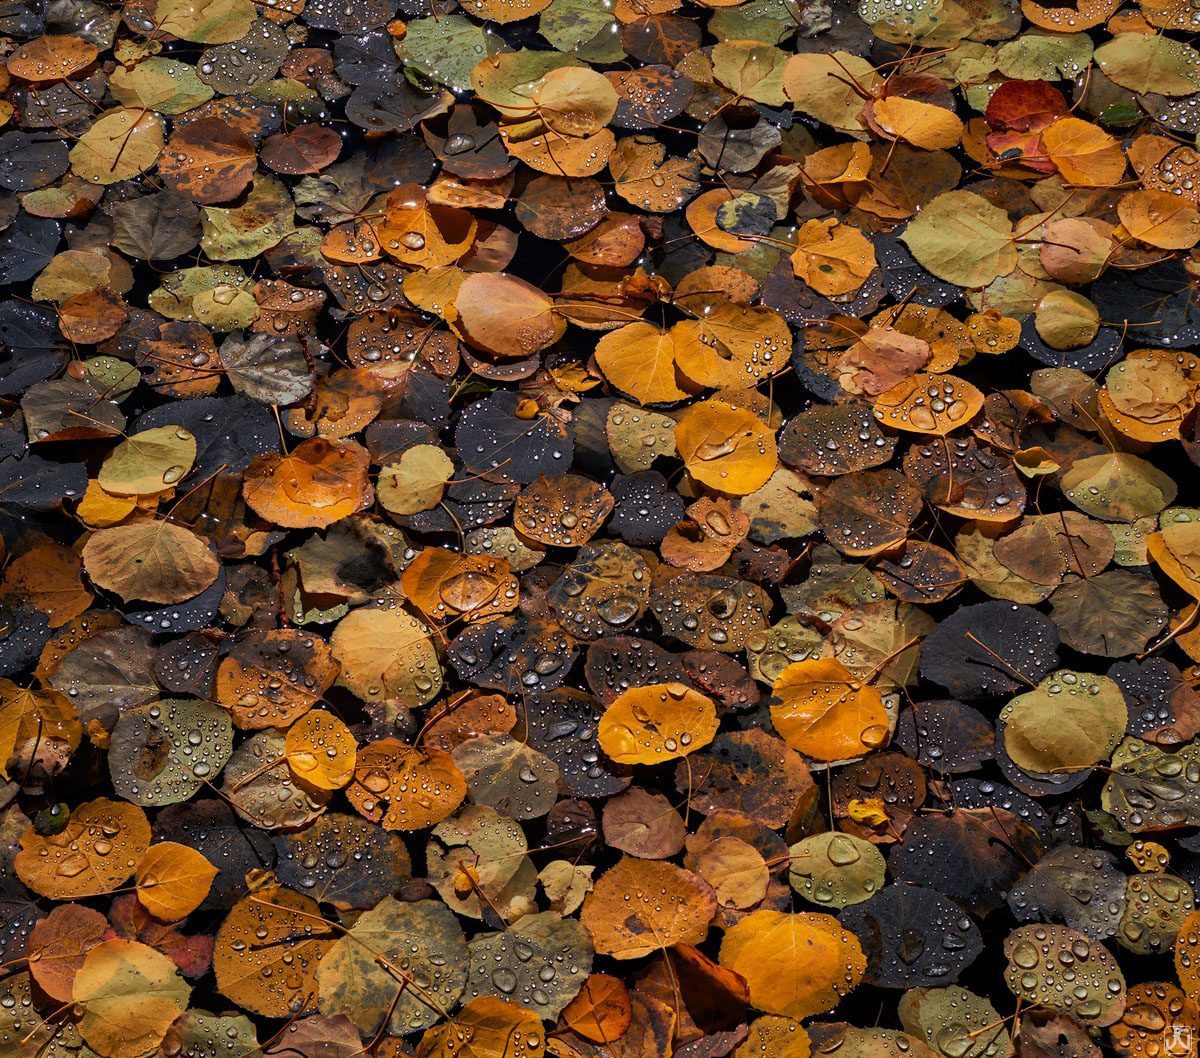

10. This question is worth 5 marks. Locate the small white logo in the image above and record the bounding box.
[1167,1024,1194,1055]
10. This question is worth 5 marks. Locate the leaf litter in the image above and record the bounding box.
[7,1,1200,1057]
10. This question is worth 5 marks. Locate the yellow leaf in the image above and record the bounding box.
[1042,118,1126,187]
[846,798,891,826]
[598,682,718,764]
[719,910,865,1019]
[135,841,218,920]
[783,52,879,132]
[0,681,80,780]
[285,709,357,789]
[872,97,963,150]
[417,997,546,1058]
[76,480,137,527]
[595,322,693,405]
[72,939,191,1058]
[791,219,877,297]
[70,108,163,185]
[675,399,778,495]
[1117,189,1200,249]
[770,657,890,761]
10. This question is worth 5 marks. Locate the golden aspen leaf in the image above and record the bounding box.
[0,539,92,628]
[320,220,382,264]
[736,1017,812,1058]
[452,272,564,359]
[1020,0,1117,29]
[609,136,701,215]
[675,399,778,494]
[563,974,632,1044]
[216,628,338,730]
[76,480,137,526]
[15,798,148,899]
[153,0,254,41]
[458,0,553,22]
[580,856,718,959]
[595,321,693,405]
[872,97,963,150]
[0,680,80,779]
[416,997,546,1058]
[330,608,443,713]
[1143,0,1200,28]
[402,547,519,624]
[70,108,163,185]
[214,886,334,1017]
[1041,118,1127,186]
[598,682,718,764]
[7,34,98,81]
[1117,189,1200,249]
[72,939,191,1058]
[135,841,218,920]
[902,190,1017,288]
[847,798,892,826]
[720,910,865,1020]
[82,521,219,605]
[1035,290,1100,350]
[1095,32,1200,95]
[531,67,619,137]
[502,124,615,178]
[513,472,614,548]
[791,219,877,297]
[345,738,466,830]
[711,40,789,106]
[1000,670,1126,774]
[783,52,879,132]
[58,287,128,345]
[285,709,357,789]
[967,310,1022,354]
[97,426,196,496]
[242,438,371,529]
[1179,911,1200,1003]
[798,142,872,210]
[1110,982,1198,1058]
[1148,523,1200,598]
[378,445,454,515]
[770,657,890,761]
[696,835,770,909]
[283,368,382,441]
[872,372,985,435]
[1100,356,1194,444]
[673,303,791,391]
[375,184,477,269]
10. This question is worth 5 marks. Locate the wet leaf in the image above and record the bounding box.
[317,896,468,1035]
[135,842,218,920]
[214,886,334,1018]
[598,682,718,765]
[82,522,220,605]
[718,910,865,1019]
[580,856,717,959]
[769,657,890,762]
[72,938,191,1058]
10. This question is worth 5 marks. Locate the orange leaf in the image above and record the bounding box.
[770,658,890,761]
[598,682,718,764]
[719,910,865,1019]
[135,842,219,920]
